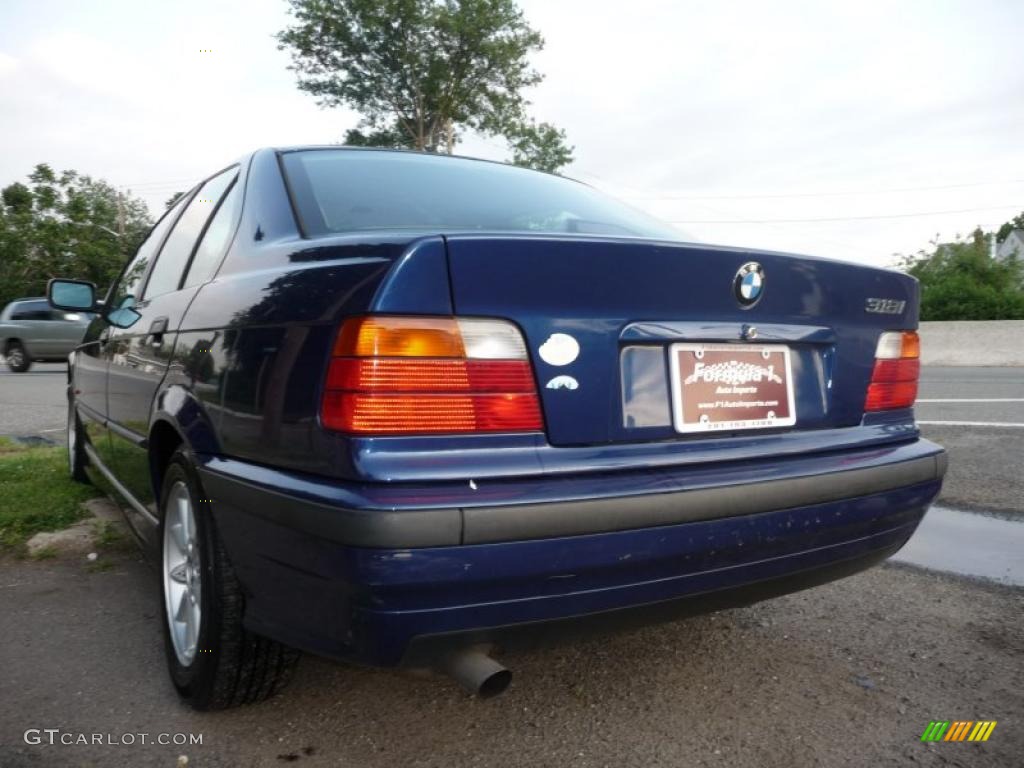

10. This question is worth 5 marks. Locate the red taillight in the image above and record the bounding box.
[325,358,536,392]
[868,357,920,383]
[324,393,543,434]
[321,316,543,435]
[864,381,919,411]
[864,331,920,411]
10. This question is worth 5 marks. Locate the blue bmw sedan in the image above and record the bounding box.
[47,147,945,708]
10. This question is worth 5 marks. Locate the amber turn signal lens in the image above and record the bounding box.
[334,316,465,358]
[899,331,920,359]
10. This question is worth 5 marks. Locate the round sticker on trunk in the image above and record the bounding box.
[538,333,580,366]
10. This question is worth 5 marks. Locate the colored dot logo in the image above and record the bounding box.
[921,720,997,742]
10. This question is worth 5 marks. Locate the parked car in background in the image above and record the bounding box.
[0,297,92,372]
[48,147,946,711]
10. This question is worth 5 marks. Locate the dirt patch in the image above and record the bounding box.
[24,498,128,558]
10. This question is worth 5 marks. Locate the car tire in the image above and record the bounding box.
[67,396,90,483]
[159,449,299,710]
[6,341,31,372]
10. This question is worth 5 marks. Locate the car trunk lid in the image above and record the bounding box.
[444,235,918,447]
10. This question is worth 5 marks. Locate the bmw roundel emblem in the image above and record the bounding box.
[734,262,765,307]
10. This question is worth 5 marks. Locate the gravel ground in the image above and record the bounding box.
[0,551,1020,768]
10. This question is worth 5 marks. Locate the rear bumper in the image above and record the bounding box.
[199,438,945,667]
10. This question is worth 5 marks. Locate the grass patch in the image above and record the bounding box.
[0,441,100,550]
[93,519,132,552]
[29,545,59,560]
[0,436,25,455]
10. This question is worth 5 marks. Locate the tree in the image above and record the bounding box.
[343,124,416,149]
[508,120,573,173]
[0,164,152,307]
[277,0,574,171]
[996,210,1024,243]
[897,228,1024,320]
[165,191,187,209]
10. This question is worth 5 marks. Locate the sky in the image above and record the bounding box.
[1,0,1022,268]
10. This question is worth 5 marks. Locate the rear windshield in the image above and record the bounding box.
[280,149,684,241]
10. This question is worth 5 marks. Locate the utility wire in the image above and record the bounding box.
[119,177,197,188]
[667,204,1023,225]
[626,178,1024,201]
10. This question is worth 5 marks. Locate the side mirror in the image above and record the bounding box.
[107,306,142,329]
[48,278,97,312]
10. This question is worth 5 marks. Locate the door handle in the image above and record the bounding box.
[148,317,169,348]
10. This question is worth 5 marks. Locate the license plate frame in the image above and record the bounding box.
[668,342,797,434]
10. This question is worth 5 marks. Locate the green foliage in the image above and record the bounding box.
[508,120,574,174]
[93,518,131,551]
[343,122,416,149]
[996,210,1024,244]
[164,191,186,209]
[898,228,1024,320]
[277,0,574,172]
[0,164,152,307]
[0,442,99,550]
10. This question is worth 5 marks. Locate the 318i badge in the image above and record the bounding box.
[668,343,797,433]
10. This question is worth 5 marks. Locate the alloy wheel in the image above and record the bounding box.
[162,481,202,666]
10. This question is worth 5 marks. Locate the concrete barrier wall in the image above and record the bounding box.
[918,321,1024,366]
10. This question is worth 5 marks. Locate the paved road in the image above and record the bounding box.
[918,366,1024,401]
[917,367,1024,517]
[0,362,66,437]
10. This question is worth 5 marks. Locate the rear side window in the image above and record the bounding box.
[280,150,683,241]
[110,192,191,311]
[144,168,237,299]
[10,301,51,320]
[182,179,242,288]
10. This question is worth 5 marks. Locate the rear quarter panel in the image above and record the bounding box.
[172,148,454,477]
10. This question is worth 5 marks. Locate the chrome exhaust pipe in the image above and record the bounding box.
[439,647,511,698]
